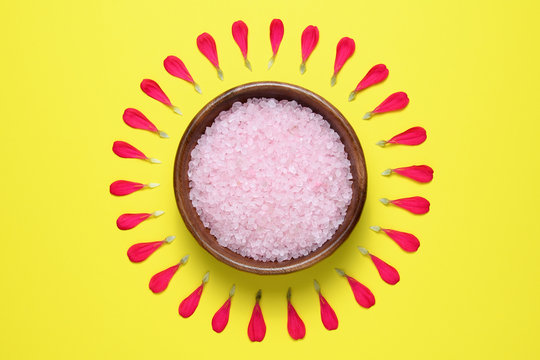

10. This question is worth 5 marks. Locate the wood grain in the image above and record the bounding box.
[174,82,367,274]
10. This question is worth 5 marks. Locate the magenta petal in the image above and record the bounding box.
[287,302,306,340]
[163,56,194,83]
[127,241,163,263]
[140,79,172,106]
[372,92,409,114]
[392,165,434,183]
[388,127,427,145]
[179,284,204,318]
[346,276,375,308]
[149,264,180,293]
[391,196,430,214]
[116,213,151,230]
[269,19,284,56]
[370,255,400,285]
[212,297,232,333]
[123,108,158,133]
[301,25,319,62]
[197,32,220,68]
[355,64,389,91]
[109,180,145,196]
[318,293,338,330]
[381,228,420,252]
[112,141,147,160]
[333,37,355,75]
[248,302,266,342]
[232,20,249,58]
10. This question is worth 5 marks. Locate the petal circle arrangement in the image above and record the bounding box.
[111,18,432,341]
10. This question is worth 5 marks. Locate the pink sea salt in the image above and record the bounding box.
[188,98,353,262]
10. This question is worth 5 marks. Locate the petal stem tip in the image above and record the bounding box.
[348,91,357,102]
[164,235,175,243]
[153,210,165,217]
[363,112,373,120]
[300,62,306,74]
[172,106,182,115]
[148,157,161,164]
[379,198,391,205]
[244,58,252,71]
[255,289,262,301]
[376,140,387,147]
[381,169,392,176]
[217,68,224,81]
[313,279,321,293]
[147,182,160,188]
[330,75,337,87]
[287,287,292,301]
[335,268,346,277]
[358,246,369,256]
[158,130,169,138]
[194,83,202,94]
[370,225,381,232]
[229,284,236,297]
[180,255,190,264]
[267,56,275,69]
[202,272,210,284]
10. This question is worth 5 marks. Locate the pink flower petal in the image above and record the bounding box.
[197,33,219,68]
[370,254,400,285]
[371,226,420,252]
[212,297,231,333]
[373,92,409,113]
[197,32,222,80]
[149,264,180,294]
[331,37,355,85]
[127,237,173,263]
[116,213,151,230]
[122,108,158,133]
[346,275,375,308]
[383,228,420,252]
[109,180,145,196]
[164,56,200,93]
[248,290,266,342]
[268,19,284,69]
[379,126,427,146]
[127,241,163,263]
[179,272,208,318]
[319,293,338,330]
[179,285,204,318]
[391,165,434,183]
[163,56,194,83]
[300,25,319,73]
[140,79,172,106]
[287,301,306,340]
[313,279,338,330]
[336,269,375,308]
[355,64,389,92]
[112,141,147,160]
[391,196,431,214]
[364,92,409,119]
[232,20,248,58]
[270,19,284,56]
[212,284,235,333]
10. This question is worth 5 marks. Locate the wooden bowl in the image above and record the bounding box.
[174,82,367,274]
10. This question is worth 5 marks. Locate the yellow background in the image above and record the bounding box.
[1,0,539,358]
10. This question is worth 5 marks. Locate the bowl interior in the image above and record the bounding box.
[174,81,367,274]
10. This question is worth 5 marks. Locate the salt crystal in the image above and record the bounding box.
[188,98,353,262]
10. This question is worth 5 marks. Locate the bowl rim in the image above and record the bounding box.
[173,81,367,274]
